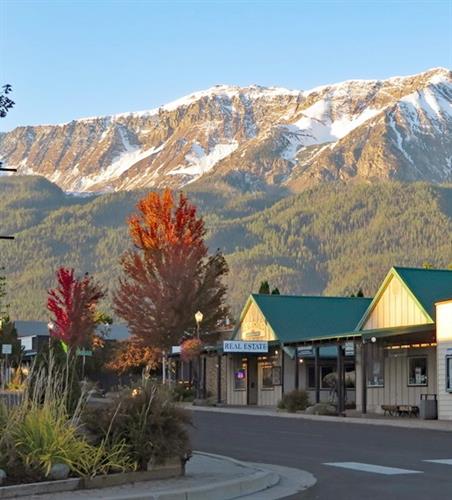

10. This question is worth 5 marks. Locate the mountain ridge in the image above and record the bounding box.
[1,67,450,193]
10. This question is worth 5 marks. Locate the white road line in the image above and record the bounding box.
[424,459,452,465]
[323,462,423,475]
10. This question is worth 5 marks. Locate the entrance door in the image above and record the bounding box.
[247,357,258,405]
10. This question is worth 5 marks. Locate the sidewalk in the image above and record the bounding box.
[185,404,452,432]
[18,452,315,500]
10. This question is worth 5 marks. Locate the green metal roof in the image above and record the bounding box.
[243,294,372,344]
[394,267,452,320]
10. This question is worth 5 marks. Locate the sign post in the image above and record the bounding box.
[1,344,12,388]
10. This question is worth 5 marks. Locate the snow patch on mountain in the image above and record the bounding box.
[168,141,239,179]
[74,139,167,191]
[280,100,384,160]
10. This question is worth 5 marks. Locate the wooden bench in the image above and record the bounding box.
[381,404,419,417]
[381,404,398,416]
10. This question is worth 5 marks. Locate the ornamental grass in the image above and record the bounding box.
[0,354,134,484]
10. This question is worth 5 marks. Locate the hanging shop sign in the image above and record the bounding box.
[297,346,313,357]
[344,341,355,356]
[223,341,268,353]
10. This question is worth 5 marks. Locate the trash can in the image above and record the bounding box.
[419,394,437,419]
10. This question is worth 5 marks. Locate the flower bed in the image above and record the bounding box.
[0,356,191,488]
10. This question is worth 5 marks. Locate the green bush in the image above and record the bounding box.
[171,382,196,402]
[83,379,192,470]
[278,390,310,413]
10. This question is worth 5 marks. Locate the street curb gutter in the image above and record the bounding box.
[186,405,452,432]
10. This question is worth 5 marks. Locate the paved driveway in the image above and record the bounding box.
[190,410,452,499]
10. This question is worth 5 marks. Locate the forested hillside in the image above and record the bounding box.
[1,176,451,320]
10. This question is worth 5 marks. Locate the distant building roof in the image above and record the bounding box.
[14,320,131,341]
[244,294,372,344]
[15,320,49,337]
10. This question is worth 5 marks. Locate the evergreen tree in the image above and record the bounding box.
[271,287,280,295]
[258,280,270,294]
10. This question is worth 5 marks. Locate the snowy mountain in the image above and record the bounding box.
[0,68,451,193]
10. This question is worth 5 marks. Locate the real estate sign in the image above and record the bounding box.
[223,341,268,353]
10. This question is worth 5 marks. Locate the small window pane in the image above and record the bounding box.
[262,366,273,388]
[321,366,334,389]
[408,357,427,386]
[367,343,384,387]
[307,365,315,389]
[447,357,452,392]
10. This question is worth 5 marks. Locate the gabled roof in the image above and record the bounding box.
[395,267,452,319]
[237,294,372,344]
[357,266,452,329]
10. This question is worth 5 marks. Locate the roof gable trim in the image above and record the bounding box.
[356,268,433,330]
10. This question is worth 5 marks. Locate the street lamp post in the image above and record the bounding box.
[195,311,203,399]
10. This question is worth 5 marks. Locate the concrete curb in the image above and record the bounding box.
[124,452,280,500]
[0,452,283,500]
[186,404,452,432]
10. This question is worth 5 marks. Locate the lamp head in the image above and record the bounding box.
[195,311,203,324]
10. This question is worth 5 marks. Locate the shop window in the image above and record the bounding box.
[307,364,335,389]
[408,356,427,386]
[367,343,384,387]
[307,363,355,389]
[262,364,273,388]
[447,356,452,392]
[233,357,247,391]
[345,362,356,388]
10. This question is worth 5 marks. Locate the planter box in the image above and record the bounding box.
[0,460,184,499]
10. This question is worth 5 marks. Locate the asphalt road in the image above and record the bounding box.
[189,411,452,500]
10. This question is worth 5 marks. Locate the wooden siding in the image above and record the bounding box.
[235,301,276,341]
[283,352,296,393]
[366,347,437,413]
[436,302,452,419]
[437,341,452,419]
[363,275,431,330]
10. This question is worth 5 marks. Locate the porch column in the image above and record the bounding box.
[295,347,299,389]
[202,356,207,399]
[337,344,345,415]
[217,354,222,404]
[361,341,367,414]
[314,346,320,404]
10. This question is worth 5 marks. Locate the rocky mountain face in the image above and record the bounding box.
[0,68,451,193]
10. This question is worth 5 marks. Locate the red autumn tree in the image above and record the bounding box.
[113,189,229,353]
[47,267,105,349]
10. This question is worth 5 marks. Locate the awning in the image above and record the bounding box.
[361,323,434,342]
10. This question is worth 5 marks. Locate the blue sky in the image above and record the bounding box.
[1,0,451,130]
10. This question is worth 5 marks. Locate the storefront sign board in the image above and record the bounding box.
[223,341,268,353]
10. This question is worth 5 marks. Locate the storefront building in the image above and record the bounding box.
[290,267,452,418]
[178,266,452,418]
[225,294,371,406]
